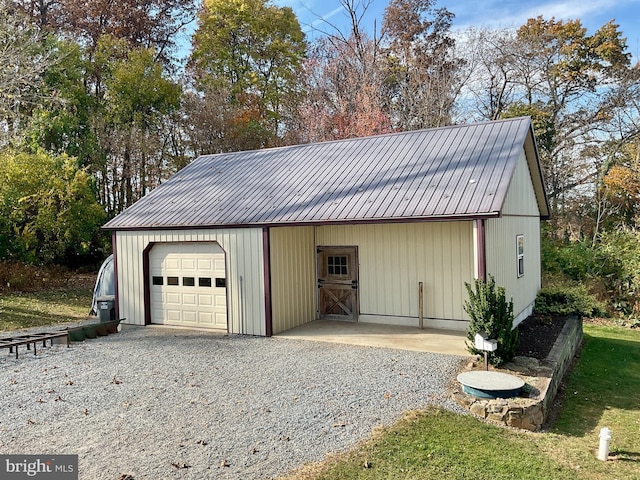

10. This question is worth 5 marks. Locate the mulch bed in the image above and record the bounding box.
[515,315,568,360]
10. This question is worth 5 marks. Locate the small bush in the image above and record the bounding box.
[534,284,606,317]
[464,276,518,366]
[541,237,598,281]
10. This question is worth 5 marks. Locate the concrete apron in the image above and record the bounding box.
[277,320,470,356]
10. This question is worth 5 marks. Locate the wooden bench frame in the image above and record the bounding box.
[0,331,69,359]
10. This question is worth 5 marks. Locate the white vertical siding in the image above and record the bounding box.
[114,228,266,335]
[269,227,316,334]
[317,222,474,328]
[502,150,541,216]
[486,149,542,323]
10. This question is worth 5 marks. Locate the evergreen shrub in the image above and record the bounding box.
[464,276,518,366]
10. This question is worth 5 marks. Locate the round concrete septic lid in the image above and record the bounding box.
[457,370,525,391]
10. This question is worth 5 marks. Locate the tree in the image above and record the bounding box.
[296,0,463,140]
[94,37,182,214]
[0,1,57,144]
[189,0,306,149]
[602,141,640,226]
[0,149,106,264]
[456,27,521,121]
[459,18,637,236]
[42,0,197,65]
[511,18,635,234]
[293,0,392,142]
[382,0,463,129]
[21,39,99,164]
[11,0,61,31]
[294,36,392,143]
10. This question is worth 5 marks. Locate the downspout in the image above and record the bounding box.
[239,276,244,335]
[314,225,319,320]
[263,227,273,337]
[475,219,487,281]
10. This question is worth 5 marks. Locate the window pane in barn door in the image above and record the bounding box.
[328,256,348,276]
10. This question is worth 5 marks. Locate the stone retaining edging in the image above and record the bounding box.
[450,317,583,431]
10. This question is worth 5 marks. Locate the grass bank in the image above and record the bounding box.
[284,323,640,480]
[0,283,94,332]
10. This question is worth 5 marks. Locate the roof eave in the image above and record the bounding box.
[103,212,502,232]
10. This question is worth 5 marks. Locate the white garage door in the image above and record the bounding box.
[149,242,227,329]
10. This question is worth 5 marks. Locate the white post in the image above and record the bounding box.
[597,427,611,461]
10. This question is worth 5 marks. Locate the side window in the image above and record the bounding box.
[516,235,524,277]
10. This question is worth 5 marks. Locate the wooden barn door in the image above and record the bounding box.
[317,246,359,321]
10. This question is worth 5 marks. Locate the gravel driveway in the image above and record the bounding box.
[0,326,466,479]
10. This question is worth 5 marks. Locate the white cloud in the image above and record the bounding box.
[450,0,636,31]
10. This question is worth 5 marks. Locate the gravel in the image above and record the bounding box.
[0,326,466,479]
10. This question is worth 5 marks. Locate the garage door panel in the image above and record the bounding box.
[182,293,197,305]
[182,310,197,322]
[166,292,181,305]
[214,294,227,306]
[215,313,227,327]
[166,258,180,270]
[150,242,227,330]
[181,258,196,270]
[214,258,225,271]
[199,294,213,306]
[198,258,212,270]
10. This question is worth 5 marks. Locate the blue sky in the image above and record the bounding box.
[276,0,640,60]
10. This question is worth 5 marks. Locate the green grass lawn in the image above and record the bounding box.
[538,324,640,480]
[0,286,94,332]
[284,323,640,480]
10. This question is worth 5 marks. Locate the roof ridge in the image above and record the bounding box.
[198,117,532,160]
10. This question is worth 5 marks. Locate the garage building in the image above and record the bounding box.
[104,117,549,336]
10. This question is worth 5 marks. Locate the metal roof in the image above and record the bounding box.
[104,117,549,230]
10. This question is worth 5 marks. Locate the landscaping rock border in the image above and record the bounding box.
[451,316,583,431]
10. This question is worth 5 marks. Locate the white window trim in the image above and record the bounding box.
[516,234,524,278]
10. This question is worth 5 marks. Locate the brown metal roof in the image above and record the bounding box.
[104,117,549,230]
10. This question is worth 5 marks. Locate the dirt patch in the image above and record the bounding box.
[515,315,567,360]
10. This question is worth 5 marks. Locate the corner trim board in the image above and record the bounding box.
[112,232,120,321]
[142,242,155,326]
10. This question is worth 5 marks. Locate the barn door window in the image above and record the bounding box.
[328,255,348,275]
[516,235,524,277]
